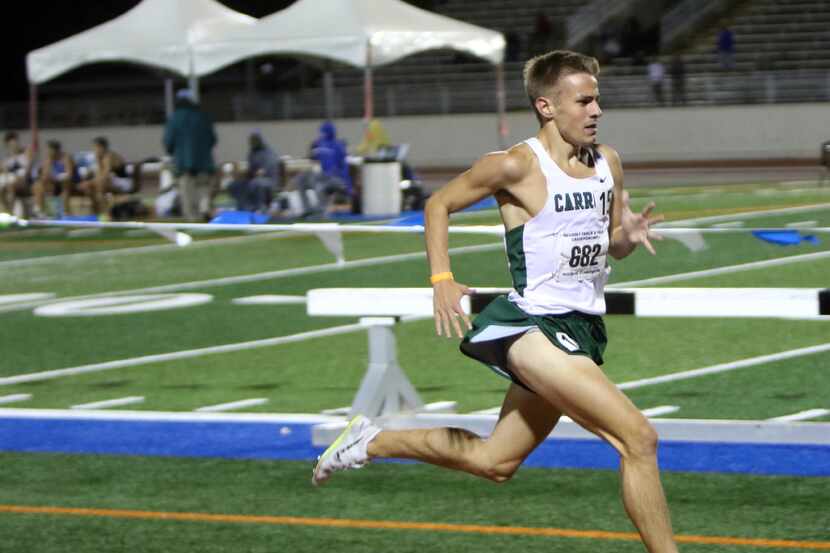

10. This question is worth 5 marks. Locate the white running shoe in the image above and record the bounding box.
[312,415,381,487]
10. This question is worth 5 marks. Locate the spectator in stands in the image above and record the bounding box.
[357,119,391,156]
[0,131,35,216]
[357,118,417,184]
[32,140,76,218]
[310,120,352,193]
[289,121,352,217]
[227,131,281,213]
[647,57,665,106]
[670,54,687,106]
[163,89,217,221]
[76,136,134,217]
[717,27,735,70]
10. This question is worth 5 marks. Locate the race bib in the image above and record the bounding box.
[553,227,609,283]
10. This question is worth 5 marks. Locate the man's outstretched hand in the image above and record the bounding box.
[620,190,664,255]
[433,280,473,339]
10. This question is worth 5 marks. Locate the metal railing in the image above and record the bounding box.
[2,68,829,129]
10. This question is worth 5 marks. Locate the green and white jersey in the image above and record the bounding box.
[506,138,614,315]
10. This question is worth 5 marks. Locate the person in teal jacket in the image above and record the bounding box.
[163,89,217,220]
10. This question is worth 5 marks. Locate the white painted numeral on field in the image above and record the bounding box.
[33,294,213,317]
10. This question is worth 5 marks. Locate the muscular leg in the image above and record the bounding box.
[368,381,560,482]
[507,332,678,553]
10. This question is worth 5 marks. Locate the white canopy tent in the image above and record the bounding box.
[26,0,256,84]
[193,0,508,143]
[25,0,507,145]
[25,0,256,144]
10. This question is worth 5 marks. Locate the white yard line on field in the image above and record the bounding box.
[608,250,830,288]
[0,230,291,269]
[0,394,31,405]
[195,398,269,413]
[659,202,830,227]
[617,343,830,390]
[640,405,680,418]
[711,221,745,228]
[767,408,830,422]
[0,315,435,386]
[0,243,502,315]
[70,396,145,410]
[0,293,55,306]
[0,322,368,386]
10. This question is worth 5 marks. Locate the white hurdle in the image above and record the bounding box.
[307,286,830,446]
[306,288,475,419]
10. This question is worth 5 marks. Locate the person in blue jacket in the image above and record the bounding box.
[289,121,353,217]
[310,121,352,193]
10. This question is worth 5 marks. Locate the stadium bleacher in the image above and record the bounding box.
[1,0,829,128]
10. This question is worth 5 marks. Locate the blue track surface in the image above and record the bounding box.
[2,417,828,476]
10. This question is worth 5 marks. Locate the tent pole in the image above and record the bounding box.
[29,84,39,153]
[323,70,335,119]
[164,78,174,118]
[189,75,200,103]
[363,41,373,122]
[188,51,200,103]
[495,62,508,150]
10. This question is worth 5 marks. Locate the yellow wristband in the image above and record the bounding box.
[430,272,454,285]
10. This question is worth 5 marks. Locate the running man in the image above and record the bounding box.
[313,50,677,553]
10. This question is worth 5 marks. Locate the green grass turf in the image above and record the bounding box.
[3,210,827,301]
[0,231,499,298]
[605,206,830,285]
[626,351,830,421]
[4,315,828,416]
[0,241,506,376]
[628,186,830,221]
[655,255,830,288]
[2,185,828,295]
[0,228,166,261]
[0,187,827,415]
[1,453,828,553]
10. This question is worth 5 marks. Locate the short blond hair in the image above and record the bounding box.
[523,50,600,123]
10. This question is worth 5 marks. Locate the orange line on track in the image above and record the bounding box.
[1,504,829,549]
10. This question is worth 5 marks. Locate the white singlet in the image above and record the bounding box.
[506,137,614,315]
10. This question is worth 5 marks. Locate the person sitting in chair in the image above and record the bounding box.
[32,140,76,218]
[227,131,281,213]
[0,131,35,216]
[76,136,135,217]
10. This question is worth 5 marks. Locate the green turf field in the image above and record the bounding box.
[1,183,828,417]
[1,181,829,552]
[2,454,828,553]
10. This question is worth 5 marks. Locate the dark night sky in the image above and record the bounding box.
[1,0,298,102]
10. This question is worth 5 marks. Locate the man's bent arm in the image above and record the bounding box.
[425,151,526,337]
